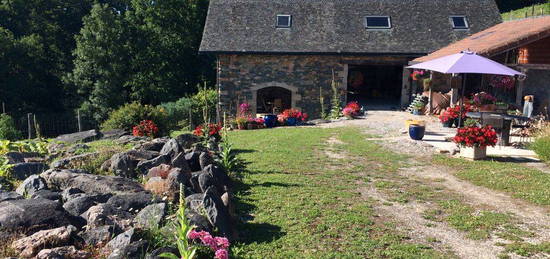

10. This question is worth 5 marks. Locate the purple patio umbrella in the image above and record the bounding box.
[407,51,525,126]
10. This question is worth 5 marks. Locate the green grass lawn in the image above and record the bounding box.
[228,127,449,258]
[432,155,550,206]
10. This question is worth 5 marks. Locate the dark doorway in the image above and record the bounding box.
[256,87,292,114]
[347,65,403,108]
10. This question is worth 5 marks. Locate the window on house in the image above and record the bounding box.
[450,16,469,29]
[276,15,292,28]
[365,16,391,29]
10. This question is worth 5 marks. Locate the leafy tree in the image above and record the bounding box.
[65,3,131,122]
[67,0,213,123]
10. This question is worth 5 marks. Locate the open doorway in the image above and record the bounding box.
[347,65,403,109]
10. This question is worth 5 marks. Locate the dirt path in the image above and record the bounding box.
[321,111,550,258]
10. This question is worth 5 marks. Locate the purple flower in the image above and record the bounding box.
[215,249,229,259]
[215,237,230,249]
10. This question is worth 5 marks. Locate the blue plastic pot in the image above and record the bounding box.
[264,115,277,128]
[286,117,298,126]
[409,124,426,140]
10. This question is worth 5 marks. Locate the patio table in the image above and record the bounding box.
[466,112,529,146]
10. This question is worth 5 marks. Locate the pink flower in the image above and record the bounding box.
[201,234,217,250]
[215,249,229,259]
[214,237,230,249]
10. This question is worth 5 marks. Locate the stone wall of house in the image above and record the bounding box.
[217,54,411,118]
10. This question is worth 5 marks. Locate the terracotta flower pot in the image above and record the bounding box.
[479,104,496,112]
[459,146,487,160]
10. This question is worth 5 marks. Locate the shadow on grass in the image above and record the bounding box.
[233,149,256,155]
[237,222,285,244]
[486,156,540,163]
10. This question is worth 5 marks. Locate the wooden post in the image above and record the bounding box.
[27,113,33,139]
[77,110,82,132]
[1,102,4,114]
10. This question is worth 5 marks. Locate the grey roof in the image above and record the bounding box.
[199,0,502,55]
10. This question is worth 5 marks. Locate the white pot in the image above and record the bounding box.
[459,146,487,160]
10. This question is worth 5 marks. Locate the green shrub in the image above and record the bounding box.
[532,136,550,162]
[0,114,22,141]
[101,102,168,134]
[160,87,218,131]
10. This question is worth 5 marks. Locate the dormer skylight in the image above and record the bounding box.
[365,16,391,29]
[450,16,469,29]
[276,15,292,28]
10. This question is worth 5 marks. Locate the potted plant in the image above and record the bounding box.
[453,125,498,160]
[263,114,277,128]
[438,109,455,127]
[235,117,248,130]
[495,101,508,114]
[342,101,361,119]
[412,102,425,115]
[473,92,497,112]
[281,108,308,126]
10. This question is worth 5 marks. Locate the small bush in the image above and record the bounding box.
[0,114,22,141]
[531,123,550,162]
[160,87,218,131]
[101,102,168,135]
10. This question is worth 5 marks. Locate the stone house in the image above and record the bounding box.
[414,15,550,115]
[199,0,502,118]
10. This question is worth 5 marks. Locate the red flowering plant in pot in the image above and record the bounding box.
[343,101,361,119]
[280,108,308,126]
[132,120,159,138]
[453,125,498,160]
[439,105,472,127]
[410,70,429,81]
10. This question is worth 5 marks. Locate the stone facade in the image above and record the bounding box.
[217,54,412,118]
[523,69,550,116]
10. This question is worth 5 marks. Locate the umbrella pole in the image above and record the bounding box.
[458,74,467,128]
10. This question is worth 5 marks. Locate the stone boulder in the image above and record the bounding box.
[171,152,192,173]
[106,192,160,212]
[0,198,77,232]
[5,152,41,164]
[11,225,76,257]
[54,129,101,144]
[125,150,159,160]
[138,138,169,152]
[11,162,49,180]
[63,194,112,216]
[30,190,62,201]
[36,245,91,259]
[101,129,128,140]
[205,164,231,190]
[175,134,200,149]
[109,153,139,178]
[134,203,166,230]
[81,203,132,229]
[185,151,202,172]
[159,139,181,159]
[203,187,232,238]
[0,191,23,202]
[50,152,99,169]
[108,240,148,259]
[199,152,214,170]
[116,135,148,145]
[136,155,171,175]
[61,187,84,202]
[41,169,144,195]
[79,225,118,247]
[103,228,135,254]
[16,175,48,196]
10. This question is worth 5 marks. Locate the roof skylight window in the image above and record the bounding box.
[276,15,292,28]
[365,16,391,29]
[450,16,469,29]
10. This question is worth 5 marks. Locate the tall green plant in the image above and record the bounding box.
[329,70,342,119]
[319,87,327,120]
[160,184,197,259]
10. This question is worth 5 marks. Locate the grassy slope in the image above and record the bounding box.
[501,2,550,21]
[229,127,447,258]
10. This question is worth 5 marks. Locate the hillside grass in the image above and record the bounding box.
[501,2,550,21]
